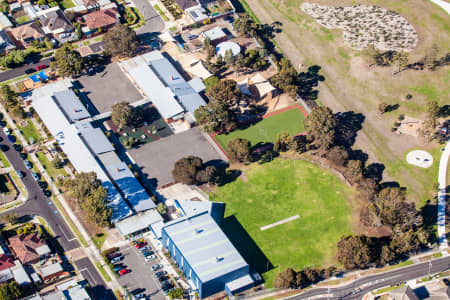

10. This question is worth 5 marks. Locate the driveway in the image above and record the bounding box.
[75,63,142,114]
[133,0,165,36]
[128,128,226,187]
[117,245,166,300]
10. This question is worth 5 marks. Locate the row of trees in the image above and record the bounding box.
[0,85,26,118]
[172,156,218,185]
[64,172,112,227]
[0,282,21,300]
[274,267,337,289]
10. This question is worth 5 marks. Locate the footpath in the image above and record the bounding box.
[0,106,125,295]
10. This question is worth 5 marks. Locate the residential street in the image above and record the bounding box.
[0,58,52,83]
[292,256,450,299]
[0,129,112,299]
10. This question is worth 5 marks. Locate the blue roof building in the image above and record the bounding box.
[161,201,254,298]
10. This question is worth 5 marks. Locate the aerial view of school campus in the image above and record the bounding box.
[0,0,448,299]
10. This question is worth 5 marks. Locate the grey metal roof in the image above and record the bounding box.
[175,199,210,217]
[78,125,115,154]
[178,94,206,116]
[163,210,248,282]
[40,263,63,277]
[0,13,12,28]
[188,77,206,93]
[225,274,254,292]
[52,90,90,122]
[203,27,226,41]
[149,58,185,87]
[104,162,155,212]
[116,209,163,236]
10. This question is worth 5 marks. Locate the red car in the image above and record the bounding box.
[119,269,131,276]
[135,242,146,249]
[36,64,47,71]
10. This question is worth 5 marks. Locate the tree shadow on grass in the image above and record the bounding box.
[221,215,273,276]
[334,111,365,149]
[420,200,437,244]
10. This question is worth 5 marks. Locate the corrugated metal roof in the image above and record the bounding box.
[116,209,162,236]
[78,125,115,154]
[53,90,90,122]
[164,211,248,282]
[203,27,226,41]
[188,77,206,93]
[178,94,206,116]
[225,274,254,292]
[40,263,63,277]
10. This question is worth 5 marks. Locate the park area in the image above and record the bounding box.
[214,106,306,151]
[210,158,355,286]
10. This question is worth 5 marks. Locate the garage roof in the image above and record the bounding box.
[116,209,163,236]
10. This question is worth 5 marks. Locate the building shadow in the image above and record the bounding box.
[221,215,273,277]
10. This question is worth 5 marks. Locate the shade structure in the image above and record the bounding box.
[216,41,241,57]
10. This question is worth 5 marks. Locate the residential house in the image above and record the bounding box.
[38,7,74,41]
[8,232,51,265]
[0,254,15,271]
[8,22,44,47]
[201,26,226,45]
[82,8,119,35]
[0,13,13,30]
[39,262,66,282]
[0,30,15,53]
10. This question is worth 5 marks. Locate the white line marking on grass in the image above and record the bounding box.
[260,215,300,231]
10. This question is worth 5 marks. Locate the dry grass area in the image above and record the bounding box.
[245,0,449,204]
[301,3,418,51]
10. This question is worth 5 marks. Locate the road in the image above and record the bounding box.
[438,141,450,248]
[0,58,52,83]
[133,0,165,36]
[290,256,450,299]
[0,129,111,299]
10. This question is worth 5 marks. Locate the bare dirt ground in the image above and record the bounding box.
[245,0,449,204]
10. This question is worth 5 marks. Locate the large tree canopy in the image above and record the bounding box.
[111,102,141,129]
[227,138,251,162]
[304,106,337,150]
[104,24,139,57]
[205,79,242,105]
[51,44,84,77]
[337,235,372,269]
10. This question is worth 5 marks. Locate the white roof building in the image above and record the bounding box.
[0,13,12,29]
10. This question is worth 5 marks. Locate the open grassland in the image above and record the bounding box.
[243,0,450,205]
[210,159,354,286]
[214,108,306,150]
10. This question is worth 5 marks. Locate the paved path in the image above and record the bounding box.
[430,0,450,14]
[438,141,450,248]
[288,256,450,299]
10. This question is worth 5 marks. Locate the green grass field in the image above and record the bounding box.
[36,152,68,180]
[210,158,354,286]
[19,120,40,144]
[214,108,306,150]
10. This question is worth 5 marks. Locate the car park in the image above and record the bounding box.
[108,252,121,260]
[161,282,173,291]
[151,264,162,271]
[24,161,32,169]
[131,288,146,295]
[133,294,146,300]
[113,264,124,272]
[110,256,123,264]
[119,269,131,276]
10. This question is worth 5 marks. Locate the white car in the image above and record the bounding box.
[144,255,156,262]
[3,127,9,134]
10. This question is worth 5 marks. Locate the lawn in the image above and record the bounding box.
[19,120,40,144]
[0,151,10,168]
[59,0,75,9]
[15,15,30,24]
[210,158,354,286]
[36,152,68,180]
[214,108,306,150]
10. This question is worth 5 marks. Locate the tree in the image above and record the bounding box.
[194,101,235,133]
[206,79,242,105]
[378,102,388,114]
[303,267,320,283]
[157,203,167,215]
[111,102,139,129]
[104,24,139,57]
[52,156,64,169]
[379,245,395,265]
[0,281,21,300]
[273,132,292,152]
[81,186,111,227]
[273,268,297,288]
[233,14,257,37]
[362,44,379,68]
[168,288,184,299]
[426,100,439,127]
[65,172,101,202]
[224,48,234,66]
[51,44,84,77]
[270,57,298,98]
[0,85,18,109]
[326,146,349,166]
[337,235,372,269]
[196,166,218,184]
[202,37,215,58]
[304,106,337,150]
[227,138,251,162]
[172,156,203,185]
[9,104,25,119]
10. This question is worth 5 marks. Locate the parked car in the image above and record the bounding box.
[144,255,156,262]
[7,135,15,143]
[133,294,145,300]
[139,246,151,252]
[31,172,39,180]
[119,269,131,276]
[135,242,146,249]
[187,34,198,40]
[131,288,146,295]
[113,264,124,272]
[24,161,32,169]
[155,271,167,277]
[19,152,27,160]
[16,170,24,179]
[161,282,173,291]
[36,64,47,71]
[142,250,154,257]
[151,264,162,271]
[157,275,168,282]
[43,190,51,197]
[110,256,123,264]
[25,68,35,74]
[38,181,47,189]
[13,144,21,151]
[108,252,121,260]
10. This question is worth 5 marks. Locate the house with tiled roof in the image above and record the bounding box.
[0,254,15,271]
[82,8,119,35]
[38,7,74,41]
[8,232,51,265]
[8,22,44,47]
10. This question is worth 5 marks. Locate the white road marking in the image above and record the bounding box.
[260,215,300,231]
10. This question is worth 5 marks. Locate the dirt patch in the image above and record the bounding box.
[397,116,423,137]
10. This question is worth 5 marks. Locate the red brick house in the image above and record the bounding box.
[8,232,51,265]
[82,8,119,35]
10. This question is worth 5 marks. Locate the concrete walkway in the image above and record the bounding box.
[430,0,450,14]
[438,141,449,249]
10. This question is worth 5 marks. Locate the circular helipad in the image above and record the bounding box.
[406,150,433,168]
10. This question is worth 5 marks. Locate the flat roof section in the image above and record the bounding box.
[52,90,90,122]
[78,125,115,155]
[163,211,248,282]
[116,209,163,236]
